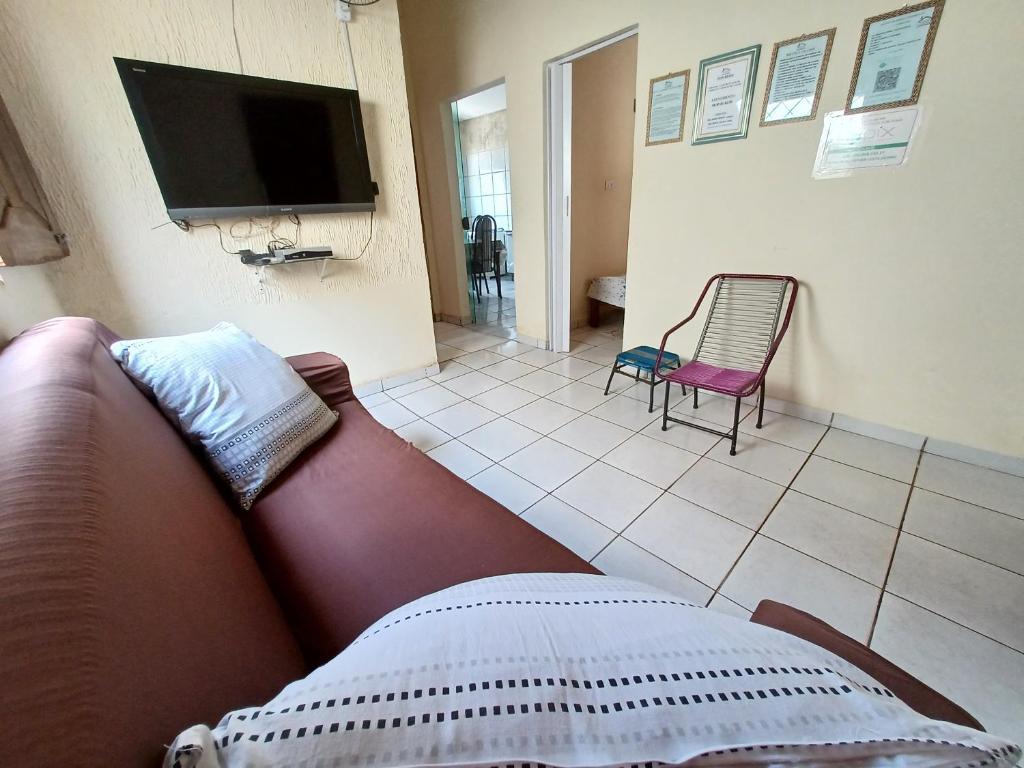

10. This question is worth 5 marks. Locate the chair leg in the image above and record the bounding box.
[693,387,699,409]
[648,379,655,413]
[730,397,741,456]
[604,364,619,396]
[661,377,671,431]
[680,383,687,397]
[757,381,766,428]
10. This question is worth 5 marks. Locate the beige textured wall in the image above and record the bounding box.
[569,36,637,326]
[0,265,62,344]
[459,110,508,155]
[398,0,1024,457]
[0,0,434,384]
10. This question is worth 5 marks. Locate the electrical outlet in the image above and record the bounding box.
[335,0,352,22]
[604,179,616,191]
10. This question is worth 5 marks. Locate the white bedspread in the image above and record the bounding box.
[587,275,627,308]
[167,574,1020,768]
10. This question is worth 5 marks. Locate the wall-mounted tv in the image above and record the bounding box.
[115,58,376,220]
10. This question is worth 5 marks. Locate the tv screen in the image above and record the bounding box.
[115,58,376,220]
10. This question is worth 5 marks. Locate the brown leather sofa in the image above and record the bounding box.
[0,318,980,767]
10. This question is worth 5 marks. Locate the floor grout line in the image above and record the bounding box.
[780,487,904,529]
[707,424,832,606]
[866,442,923,646]
[414,414,1023,597]
[444,328,1021,481]
[896,530,1024,579]
[896,485,1024,521]
[428,322,1024,728]
[411,367,962,505]
[876,591,1024,657]
[429,360,937,496]
[434,323,1020,573]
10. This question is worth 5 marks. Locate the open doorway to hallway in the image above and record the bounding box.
[452,83,516,339]
[545,27,638,352]
[570,35,637,340]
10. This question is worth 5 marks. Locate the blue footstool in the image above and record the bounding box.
[604,346,684,412]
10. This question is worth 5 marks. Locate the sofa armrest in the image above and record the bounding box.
[750,600,983,730]
[287,352,354,409]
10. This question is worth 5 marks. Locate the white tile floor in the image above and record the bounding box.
[366,320,1024,744]
[466,275,517,338]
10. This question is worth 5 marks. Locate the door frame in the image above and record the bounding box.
[442,78,507,324]
[544,26,638,352]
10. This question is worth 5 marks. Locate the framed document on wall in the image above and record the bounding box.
[846,0,945,114]
[760,28,836,126]
[692,45,760,145]
[645,70,689,146]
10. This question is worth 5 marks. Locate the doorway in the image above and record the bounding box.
[452,83,516,338]
[545,27,638,352]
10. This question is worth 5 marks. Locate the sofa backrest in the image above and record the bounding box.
[0,318,306,767]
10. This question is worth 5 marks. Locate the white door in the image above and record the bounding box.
[546,61,572,353]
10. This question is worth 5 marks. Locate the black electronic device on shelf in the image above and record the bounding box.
[239,246,334,266]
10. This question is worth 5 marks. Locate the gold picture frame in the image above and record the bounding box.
[759,28,836,127]
[645,70,689,146]
[845,0,945,114]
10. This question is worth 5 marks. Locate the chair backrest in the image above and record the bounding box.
[693,275,795,373]
[471,215,496,270]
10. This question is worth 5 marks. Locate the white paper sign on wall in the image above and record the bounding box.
[813,107,921,179]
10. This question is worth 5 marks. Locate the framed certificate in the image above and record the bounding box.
[846,0,945,114]
[760,28,836,126]
[645,70,689,146]
[692,45,760,145]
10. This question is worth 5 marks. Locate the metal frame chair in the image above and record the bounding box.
[470,215,498,302]
[654,274,799,455]
[603,346,684,413]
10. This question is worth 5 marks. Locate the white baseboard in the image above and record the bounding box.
[353,362,441,398]
[700,388,831,425]
[515,333,547,350]
[702,389,1022,476]
[762,396,833,426]
[438,313,473,326]
[352,380,383,397]
[924,437,1024,478]
[831,412,926,450]
[356,354,1024,478]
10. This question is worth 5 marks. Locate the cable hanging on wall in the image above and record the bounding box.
[142,2,379,272]
[230,0,245,74]
[328,210,373,261]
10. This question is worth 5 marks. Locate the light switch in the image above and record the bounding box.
[604,179,616,191]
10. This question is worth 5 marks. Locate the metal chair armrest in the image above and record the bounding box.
[655,274,722,379]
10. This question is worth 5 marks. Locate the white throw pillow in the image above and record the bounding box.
[165,573,1019,768]
[111,322,337,509]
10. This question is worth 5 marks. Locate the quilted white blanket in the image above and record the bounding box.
[587,275,627,308]
[167,574,1020,768]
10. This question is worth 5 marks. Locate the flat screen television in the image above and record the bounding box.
[114,58,376,220]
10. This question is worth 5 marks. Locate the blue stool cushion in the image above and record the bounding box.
[615,346,681,373]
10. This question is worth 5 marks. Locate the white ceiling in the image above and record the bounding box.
[455,83,506,120]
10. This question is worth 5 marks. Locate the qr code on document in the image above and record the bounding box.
[873,67,901,92]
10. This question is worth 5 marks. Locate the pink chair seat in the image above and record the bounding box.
[661,361,760,397]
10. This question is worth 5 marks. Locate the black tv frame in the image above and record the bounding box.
[114,57,376,220]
